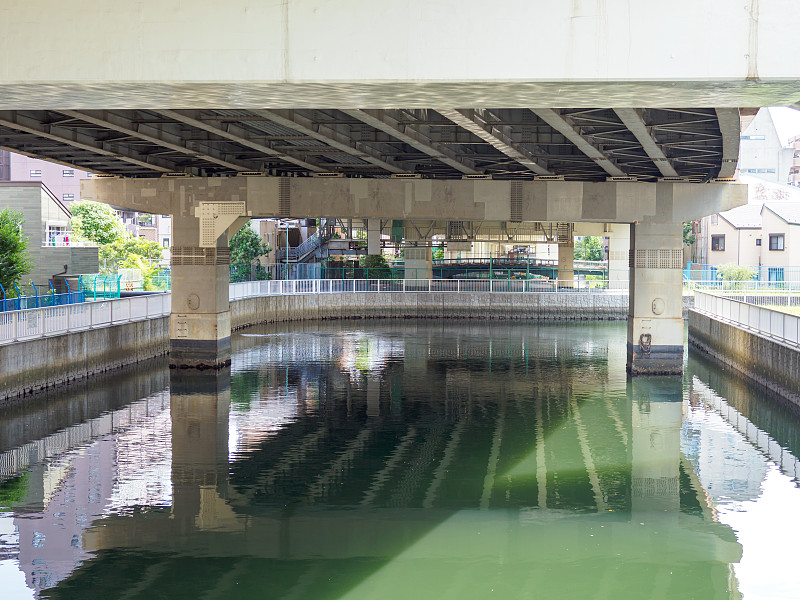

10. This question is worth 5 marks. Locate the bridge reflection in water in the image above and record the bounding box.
[1,322,753,599]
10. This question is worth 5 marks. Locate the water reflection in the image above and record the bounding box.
[7,320,800,598]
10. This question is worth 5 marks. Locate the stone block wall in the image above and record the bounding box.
[689,309,800,407]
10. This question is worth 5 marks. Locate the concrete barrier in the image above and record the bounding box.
[229,292,638,330]
[688,309,800,408]
[1,317,169,401]
[1,292,696,401]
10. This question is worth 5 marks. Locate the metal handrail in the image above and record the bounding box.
[0,293,170,345]
[694,290,800,349]
[228,278,629,300]
[275,224,336,262]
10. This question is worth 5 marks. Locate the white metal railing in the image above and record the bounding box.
[0,294,170,345]
[1,279,629,345]
[683,279,800,294]
[694,290,800,349]
[229,278,629,299]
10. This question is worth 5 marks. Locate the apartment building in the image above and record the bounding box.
[0,150,171,255]
[703,198,800,281]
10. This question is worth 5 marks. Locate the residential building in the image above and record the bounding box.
[0,182,99,288]
[706,203,763,267]
[0,150,92,206]
[0,150,171,260]
[759,204,800,279]
[699,192,800,280]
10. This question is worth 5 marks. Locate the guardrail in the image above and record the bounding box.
[684,280,800,294]
[0,294,170,345]
[694,290,800,349]
[229,278,628,299]
[1,279,628,345]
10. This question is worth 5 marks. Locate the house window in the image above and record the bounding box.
[63,193,74,202]
[768,267,785,282]
[162,237,170,248]
[46,225,68,246]
[710,214,718,225]
[711,235,725,251]
[756,238,762,246]
[769,234,785,251]
[30,169,41,177]
[62,169,74,177]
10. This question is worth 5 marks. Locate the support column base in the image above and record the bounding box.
[626,342,684,375]
[170,337,231,369]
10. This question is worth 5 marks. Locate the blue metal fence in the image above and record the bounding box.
[0,282,86,312]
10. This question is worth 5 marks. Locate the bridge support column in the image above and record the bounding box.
[404,246,432,280]
[627,222,684,375]
[631,378,681,516]
[170,369,232,529]
[557,239,574,288]
[169,215,232,369]
[367,219,381,255]
[607,224,630,290]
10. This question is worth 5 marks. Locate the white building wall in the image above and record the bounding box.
[760,209,795,267]
[706,218,739,266]
[737,109,791,184]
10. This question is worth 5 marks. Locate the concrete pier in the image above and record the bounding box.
[627,222,685,375]
[169,213,232,369]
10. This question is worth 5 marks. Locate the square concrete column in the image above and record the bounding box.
[367,219,381,256]
[170,213,232,369]
[170,369,232,530]
[557,240,574,288]
[627,222,684,375]
[607,224,630,290]
[404,246,432,279]
[631,377,681,517]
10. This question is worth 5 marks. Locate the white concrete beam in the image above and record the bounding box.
[531,109,627,177]
[154,110,326,173]
[613,108,679,177]
[437,109,551,175]
[0,111,173,173]
[60,110,249,172]
[715,108,742,178]
[252,110,408,174]
[342,110,481,175]
[2,1,800,109]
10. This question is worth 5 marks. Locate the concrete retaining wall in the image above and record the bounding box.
[1,317,168,400]
[230,292,633,329]
[689,309,800,407]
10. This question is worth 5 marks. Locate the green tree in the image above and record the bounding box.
[432,244,445,261]
[359,254,392,279]
[70,200,126,245]
[683,222,697,247]
[0,209,34,293]
[574,236,604,261]
[100,236,163,272]
[100,236,164,290]
[230,225,271,282]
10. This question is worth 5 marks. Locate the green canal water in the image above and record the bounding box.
[2,320,800,599]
